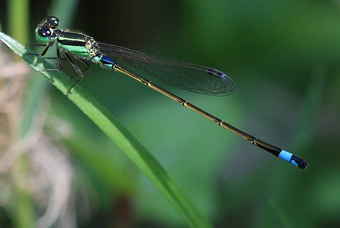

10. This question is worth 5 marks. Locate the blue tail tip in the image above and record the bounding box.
[279,150,308,170]
[291,155,308,170]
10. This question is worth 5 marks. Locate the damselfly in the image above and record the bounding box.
[30,16,308,169]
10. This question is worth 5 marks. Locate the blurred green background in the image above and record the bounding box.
[1,0,340,227]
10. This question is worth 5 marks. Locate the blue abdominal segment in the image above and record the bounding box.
[278,150,296,166]
[100,55,115,68]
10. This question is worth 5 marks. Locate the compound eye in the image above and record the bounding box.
[36,26,51,43]
[38,27,51,37]
[47,16,59,28]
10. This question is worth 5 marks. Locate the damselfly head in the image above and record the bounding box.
[35,16,59,43]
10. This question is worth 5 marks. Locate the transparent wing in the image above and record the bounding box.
[98,42,235,96]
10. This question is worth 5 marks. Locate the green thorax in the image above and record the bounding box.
[56,31,99,58]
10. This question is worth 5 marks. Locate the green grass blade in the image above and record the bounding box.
[8,0,33,227]
[0,32,212,228]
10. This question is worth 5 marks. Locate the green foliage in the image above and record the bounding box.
[1,0,340,227]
